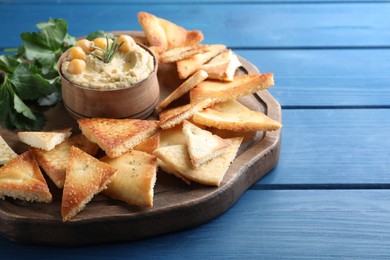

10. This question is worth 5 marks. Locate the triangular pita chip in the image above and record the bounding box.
[0,151,52,203]
[17,128,72,151]
[61,146,117,222]
[201,49,242,81]
[78,118,159,158]
[138,11,204,54]
[182,120,231,167]
[153,137,243,186]
[101,150,157,207]
[156,70,208,110]
[190,73,274,103]
[193,100,282,131]
[0,135,18,165]
[160,45,209,63]
[31,134,99,189]
[159,98,215,129]
[177,44,226,79]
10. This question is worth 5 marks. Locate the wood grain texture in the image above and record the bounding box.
[256,108,390,186]
[1,3,389,49]
[236,49,390,107]
[1,190,390,258]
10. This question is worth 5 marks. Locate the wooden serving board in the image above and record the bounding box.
[0,33,282,246]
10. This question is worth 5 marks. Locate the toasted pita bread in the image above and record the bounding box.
[159,124,186,147]
[177,44,226,79]
[158,159,191,185]
[0,151,52,203]
[159,98,215,129]
[0,135,18,165]
[31,134,99,189]
[156,70,208,110]
[190,73,274,103]
[157,124,192,184]
[193,100,282,131]
[101,150,157,207]
[138,11,203,54]
[134,133,160,155]
[154,137,243,186]
[61,146,117,222]
[182,120,231,167]
[201,49,242,81]
[160,45,209,63]
[17,128,72,151]
[78,118,159,158]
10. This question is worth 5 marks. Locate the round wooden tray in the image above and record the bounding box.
[0,33,282,246]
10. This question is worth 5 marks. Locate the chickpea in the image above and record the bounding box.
[75,39,93,54]
[93,37,113,50]
[67,46,86,60]
[67,59,86,74]
[117,35,133,53]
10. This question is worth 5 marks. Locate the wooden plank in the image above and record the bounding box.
[257,108,390,186]
[235,49,390,107]
[1,190,390,258]
[1,3,389,49]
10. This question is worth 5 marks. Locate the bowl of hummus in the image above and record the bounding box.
[58,34,159,119]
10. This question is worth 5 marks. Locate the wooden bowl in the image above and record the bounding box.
[58,43,159,119]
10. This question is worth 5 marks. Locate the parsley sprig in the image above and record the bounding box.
[0,18,76,130]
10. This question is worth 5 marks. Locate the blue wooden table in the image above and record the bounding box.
[1,0,390,258]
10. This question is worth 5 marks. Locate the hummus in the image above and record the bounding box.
[61,40,154,90]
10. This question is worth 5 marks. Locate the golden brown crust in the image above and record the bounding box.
[190,73,274,103]
[159,45,209,63]
[159,98,216,129]
[176,44,226,79]
[101,150,157,207]
[138,11,204,54]
[0,151,52,203]
[78,118,159,158]
[193,100,282,131]
[31,134,99,189]
[61,146,117,222]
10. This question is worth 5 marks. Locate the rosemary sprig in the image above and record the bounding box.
[90,36,124,63]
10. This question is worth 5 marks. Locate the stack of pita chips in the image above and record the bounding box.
[155,120,242,186]
[138,11,282,186]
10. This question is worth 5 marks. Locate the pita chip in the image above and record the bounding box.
[193,100,282,131]
[101,150,157,207]
[61,146,117,222]
[160,45,209,63]
[154,137,243,186]
[0,151,52,203]
[0,135,18,165]
[182,120,231,167]
[159,98,215,129]
[138,11,204,54]
[17,128,72,151]
[78,118,159,158]
[201,49,242,81]
[31,134,99,189]
[190,73,274,103]
[177,44,226,79]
